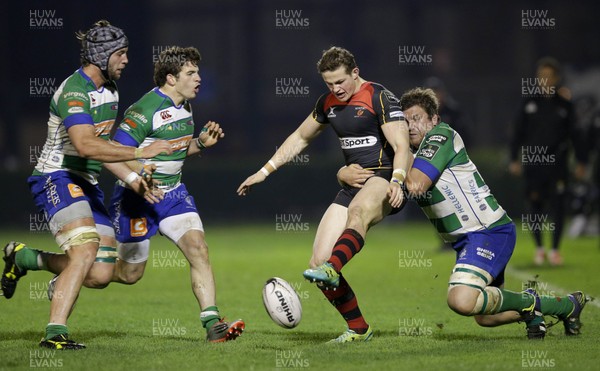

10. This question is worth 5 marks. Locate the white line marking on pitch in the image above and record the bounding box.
[506,267,600,309]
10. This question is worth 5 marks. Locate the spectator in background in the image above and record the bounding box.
[508,57,587,266]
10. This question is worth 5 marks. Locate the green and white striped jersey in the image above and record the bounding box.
[33,68,119,184]
[411,123,511,242]
[113,87,194,192]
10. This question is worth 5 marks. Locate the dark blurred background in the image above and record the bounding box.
[1,0,599,231]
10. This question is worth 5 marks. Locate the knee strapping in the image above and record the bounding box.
[55,226,100,251]
[448,264,502,315]
[95,246,117,263]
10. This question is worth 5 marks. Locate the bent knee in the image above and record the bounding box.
[120,270,143,285]
[447,295,477,316]
[82,263,114,288]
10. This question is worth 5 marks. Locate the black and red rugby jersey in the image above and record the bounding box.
[312,82,404,169]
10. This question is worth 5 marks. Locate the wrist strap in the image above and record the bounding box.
[124,172,140,185]
[196,137,206,150]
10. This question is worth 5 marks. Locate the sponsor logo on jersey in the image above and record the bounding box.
[160,110,173,121]
[426,134,448,145]
[62,91,87,100]
[128,111,148,124]
[417,144,440,159]
[339,136,378,149]
[123,118,137,129]
[130,218,148,237]
[68,100,84,107]
[67,107,84,114]
[111,104,118,111]
[67,183,84,198]
[168,136,193,151]
[327,107,336,118]
[383,90,400,104]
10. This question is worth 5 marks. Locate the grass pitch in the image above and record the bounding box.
[0,222,598,370]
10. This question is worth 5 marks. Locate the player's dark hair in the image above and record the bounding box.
[317,46,357,75]
[400,87,439,119]
[536,56,561,76]
[154,46,201,87]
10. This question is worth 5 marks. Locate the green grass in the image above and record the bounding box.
[0,222,598,370]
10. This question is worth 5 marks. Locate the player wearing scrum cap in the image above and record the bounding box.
[238,46,411,343]
[339,87,589,340]
[1,20,172,349]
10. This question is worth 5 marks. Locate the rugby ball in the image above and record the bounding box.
[262,277,302,328]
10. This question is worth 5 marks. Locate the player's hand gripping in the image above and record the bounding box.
[337,164,374,188]
[197,121,225,148]
[129,164,164,204]
[387,180,405,208]
[139,140,173,158]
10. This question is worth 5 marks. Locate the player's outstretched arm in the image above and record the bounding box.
[188,121,225,156]
[382,120,411,208]
[237,114,325,196]
[68,124,173,162]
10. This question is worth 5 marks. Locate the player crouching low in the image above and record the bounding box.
[338,87,589,339]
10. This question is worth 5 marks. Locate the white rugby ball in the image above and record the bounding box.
[262,277,302,329]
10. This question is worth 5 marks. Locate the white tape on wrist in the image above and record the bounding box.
[260,167,270,177]
[124,172,141,185]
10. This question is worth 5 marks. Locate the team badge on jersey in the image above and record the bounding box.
[130,218,148,237]
[67,183,84,198]
[418,144,440,159]
[426,134,448,145]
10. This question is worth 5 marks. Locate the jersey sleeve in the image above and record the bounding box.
[113,107,152,146]
[373,88,404,125]
[312,94,329,124]
[56,88,93,129]
[412,130,455,183]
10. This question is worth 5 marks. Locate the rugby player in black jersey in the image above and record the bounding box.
[238,46,410,343]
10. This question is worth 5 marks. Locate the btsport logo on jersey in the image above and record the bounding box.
[339,136,378,150]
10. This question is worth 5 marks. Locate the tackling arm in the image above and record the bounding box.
[68,124,173,162]
[381,119,411,207]
[405,166,433,198]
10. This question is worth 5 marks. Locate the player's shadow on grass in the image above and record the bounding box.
[0,330,44,341]
[80,330,128,340]
[0,329,129,342]
[251,329,342,345]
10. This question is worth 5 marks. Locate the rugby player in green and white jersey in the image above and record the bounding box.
[104,46,244,342]
[1,20,172,349]
[339,88,588,339]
